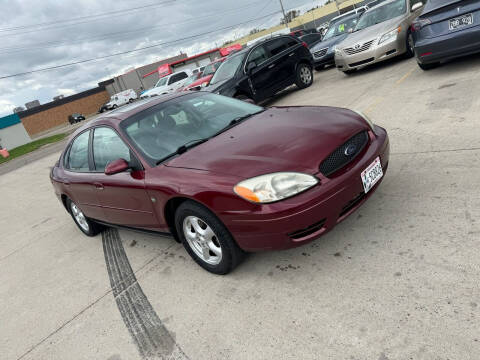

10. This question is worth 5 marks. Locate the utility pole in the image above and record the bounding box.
[279,0,288,28]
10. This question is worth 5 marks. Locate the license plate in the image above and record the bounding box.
[449,13,473,30]
[361,157,383,193]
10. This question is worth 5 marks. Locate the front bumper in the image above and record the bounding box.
[313,52,335,67]
[415,25,480,64]
[221,126,390,252]
[335,36,406,71]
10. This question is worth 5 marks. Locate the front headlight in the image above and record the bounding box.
[353,110,375,131]
[234,172,318,204]
[378,27,401,45]
[334,47,342,56]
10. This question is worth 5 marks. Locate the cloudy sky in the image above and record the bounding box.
[0,0,325,116]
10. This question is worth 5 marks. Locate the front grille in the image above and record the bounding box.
[319,131,369,177]
[344,40,375,55]
[288,219,326,240]
[314,48,328,58]
[339,192,366,218]
[349,58,375,67]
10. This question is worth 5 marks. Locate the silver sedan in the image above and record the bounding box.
[335,0,424,74]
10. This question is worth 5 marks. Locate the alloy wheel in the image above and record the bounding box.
[71,203,90,232]
[183,216,222,265]
[300,66,312,84]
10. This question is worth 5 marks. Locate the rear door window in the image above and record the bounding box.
[168,72,188,85]
[265,37,293,56]
[67,131,90,171]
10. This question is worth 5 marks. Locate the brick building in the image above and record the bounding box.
[17,86,110,136]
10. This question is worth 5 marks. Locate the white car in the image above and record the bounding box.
[106,89,138,110]
[140,70,191,98]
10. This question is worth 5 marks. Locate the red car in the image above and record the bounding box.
[50,92,389,274]
[183,58,226,91]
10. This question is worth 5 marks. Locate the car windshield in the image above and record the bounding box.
[155,77,168,87]
[121,93,264,166]
[202,61,222,76]
[355,0,406,31]
[323,16,359,40]
[209,55,244,85]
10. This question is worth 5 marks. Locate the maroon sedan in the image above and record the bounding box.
[50,92,389,274]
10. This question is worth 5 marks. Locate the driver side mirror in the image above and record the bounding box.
[105,158,130,175]
[411,2,423,11]
[246,62,256,74]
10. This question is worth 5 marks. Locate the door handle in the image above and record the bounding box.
[268,63,276,69]
[94,182,104,190]
[289,52,295,57]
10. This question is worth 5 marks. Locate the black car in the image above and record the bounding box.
[206,35,314,103]
[309,13,361,70]
[412,0,480,70]
[68,113,85,124]
[299,33,324,48]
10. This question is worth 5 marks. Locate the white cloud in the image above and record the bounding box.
[0,0,316,116]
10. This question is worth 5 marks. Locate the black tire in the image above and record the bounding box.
[66,198,103,237]
[343,69,356,75]
[175,201,245,275]
[234,94,255,103]
[418,62,439,71]
[295,63,313,89]
[128,98,134,103]
[405,32,414,58]
[112,104,118,109]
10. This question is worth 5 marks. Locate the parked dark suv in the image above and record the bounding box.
[206,35,314,103]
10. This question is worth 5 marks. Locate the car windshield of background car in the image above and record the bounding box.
[355,0,406,31]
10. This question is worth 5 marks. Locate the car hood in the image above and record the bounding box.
[165,106,369,178]
[311,34,349,51]
[340,16,405,48]
[189,75,213,88]
[205,77,233,93]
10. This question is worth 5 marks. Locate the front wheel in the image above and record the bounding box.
[295,63,313,89]
[128,98,134,103]
[175,201,245,274]
[234,94,255,103]
[112,104,118,109]
[67,199,103,236]
[405,32,415,58]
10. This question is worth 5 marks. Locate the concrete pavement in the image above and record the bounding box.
[1,54,479,360]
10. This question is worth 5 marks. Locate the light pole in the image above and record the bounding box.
[279,0,288,28]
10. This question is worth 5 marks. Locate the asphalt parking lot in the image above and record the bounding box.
[1,54,480,360]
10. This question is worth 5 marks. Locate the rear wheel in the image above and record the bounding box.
[67,198,103,236]
[175,201,245,274]
[418,62,439,71]
[112,104,118,109]
[128,98,134,103]
[343,69,356,75]
[295,63,313,89]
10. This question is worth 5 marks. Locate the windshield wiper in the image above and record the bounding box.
[155,110,265,165]
[155,138,209,165]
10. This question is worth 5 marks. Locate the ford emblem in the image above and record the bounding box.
[344,144,357,156]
